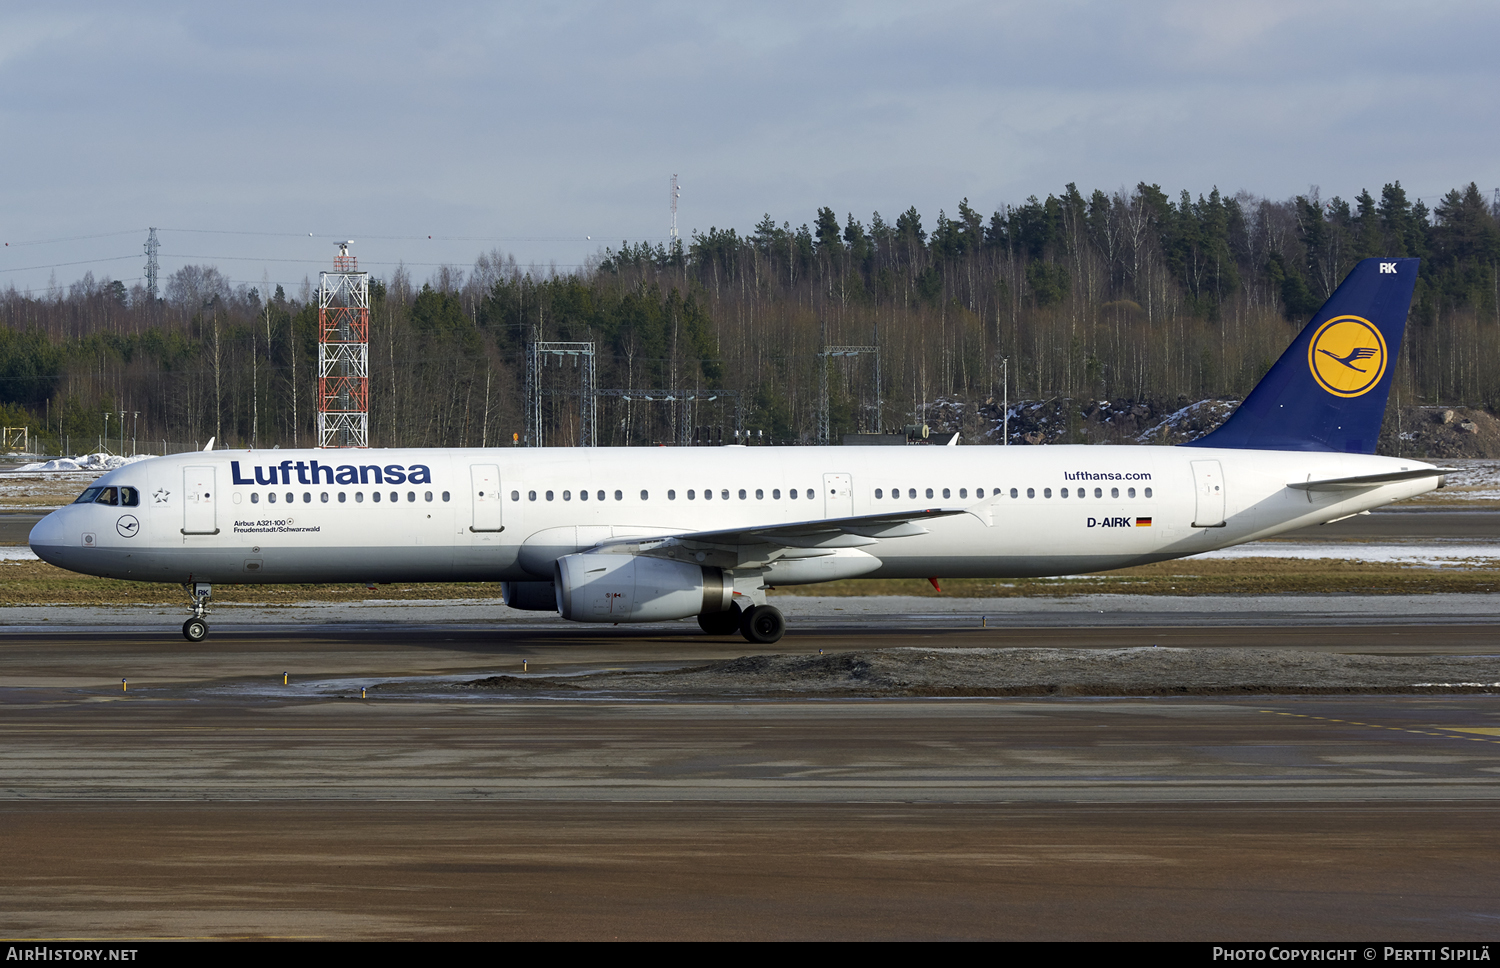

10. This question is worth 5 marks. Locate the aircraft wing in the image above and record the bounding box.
[609,507,974,551]
[1287,467,1455,491]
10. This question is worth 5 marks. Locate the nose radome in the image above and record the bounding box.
[28,509,67,561]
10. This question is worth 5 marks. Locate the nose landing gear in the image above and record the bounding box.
[181,582,212,642]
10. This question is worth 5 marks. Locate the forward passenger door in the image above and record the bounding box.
[182,466,218,535]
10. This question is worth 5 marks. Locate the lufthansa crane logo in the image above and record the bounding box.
[1308,315,1387,397]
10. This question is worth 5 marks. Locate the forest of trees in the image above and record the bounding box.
[2,180,1498,453]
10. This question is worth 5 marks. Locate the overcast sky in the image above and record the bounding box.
[2,1,1497,296]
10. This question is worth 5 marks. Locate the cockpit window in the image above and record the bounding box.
[76,485,139,506]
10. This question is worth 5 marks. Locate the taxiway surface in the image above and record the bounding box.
[3,508,1500,939]
[2,619,1499,940]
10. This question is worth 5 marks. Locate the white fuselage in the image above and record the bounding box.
[28,444,1440,586]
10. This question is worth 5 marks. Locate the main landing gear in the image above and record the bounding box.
[696,602,786,644]
[181,582,211,642]
[693,597,786,642]
[739,604,786,644]
[697,602,742,636]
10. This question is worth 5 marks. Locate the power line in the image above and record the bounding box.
[157,227,662,243]
[0,254,139,274]
[2,229,145,247]
[159,253,597,268]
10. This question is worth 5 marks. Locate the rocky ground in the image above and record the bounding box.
[378,646,1500,699]
[925,395,1500,457]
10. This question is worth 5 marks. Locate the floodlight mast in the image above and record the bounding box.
[317,241,369,448]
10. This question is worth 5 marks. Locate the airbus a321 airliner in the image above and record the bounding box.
[30,258,1442,644]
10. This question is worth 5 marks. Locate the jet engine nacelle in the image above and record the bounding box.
[554,552,733,623]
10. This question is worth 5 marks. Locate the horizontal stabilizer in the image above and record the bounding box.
[1288,468,1453,491]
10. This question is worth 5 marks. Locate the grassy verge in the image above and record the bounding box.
[0,559,505,606]
[768,558,1500,597]
[2,556,1498,606]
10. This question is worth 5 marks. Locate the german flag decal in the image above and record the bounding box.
[1135,516,1153,527]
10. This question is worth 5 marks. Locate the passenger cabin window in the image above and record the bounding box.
[640,490,649,500]
[1144,487,1153,498]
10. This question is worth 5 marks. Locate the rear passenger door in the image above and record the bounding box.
[1190,460,1226,528]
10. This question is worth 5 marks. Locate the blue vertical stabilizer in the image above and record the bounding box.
[1185,257,1418,453]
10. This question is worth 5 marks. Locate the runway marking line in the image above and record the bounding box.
[1261,710,1500,745]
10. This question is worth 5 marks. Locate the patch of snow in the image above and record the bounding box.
[1191,539,1500,567]
[8,453,155,473]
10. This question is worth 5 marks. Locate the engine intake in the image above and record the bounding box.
[554,552,732,623]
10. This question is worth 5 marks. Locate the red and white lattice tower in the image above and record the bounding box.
[317,241,369,448]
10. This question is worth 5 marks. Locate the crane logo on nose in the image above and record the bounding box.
[116,515,140,538]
